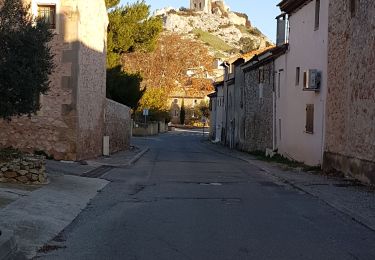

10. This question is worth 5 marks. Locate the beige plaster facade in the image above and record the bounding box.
[0,0,109,161]
[324,0,375,184]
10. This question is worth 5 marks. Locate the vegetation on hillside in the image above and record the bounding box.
[192,28,234,53]
[0,0,54,120]
[122,33,214,121]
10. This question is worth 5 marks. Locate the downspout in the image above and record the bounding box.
[272,60,277,151]
[223,62,230,146]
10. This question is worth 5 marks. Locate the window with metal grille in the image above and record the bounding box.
[305,104,314,134]
[38,5,56,29]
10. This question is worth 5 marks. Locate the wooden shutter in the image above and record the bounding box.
[306,104,314,133]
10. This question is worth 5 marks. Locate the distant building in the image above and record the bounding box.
[190,0,212,13]
[323,0,375,184]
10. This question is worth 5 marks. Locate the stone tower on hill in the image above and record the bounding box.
[190,0,212,13]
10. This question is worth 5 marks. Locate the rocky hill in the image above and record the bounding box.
[154,5,273,58]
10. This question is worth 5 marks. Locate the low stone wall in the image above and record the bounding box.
[0,155,47,184]
[133,122,159,137]
[105,99,132,154]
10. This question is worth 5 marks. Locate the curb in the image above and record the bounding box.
[85,147,150,169]
[206,143,375,233]
[128,147,150,165]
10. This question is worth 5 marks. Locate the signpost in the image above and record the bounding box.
[143,109,149,125]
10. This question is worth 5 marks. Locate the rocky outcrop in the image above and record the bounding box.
[155,6,272,58]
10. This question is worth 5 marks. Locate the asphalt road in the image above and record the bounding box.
[38,131,375,260]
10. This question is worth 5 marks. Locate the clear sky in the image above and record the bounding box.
[119,1,280,42]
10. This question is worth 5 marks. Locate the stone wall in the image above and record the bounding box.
[75,0,108,160]
[242,62,274,152]
[0,155,46,184]
[324,0,375,184]
[105,99,132,154]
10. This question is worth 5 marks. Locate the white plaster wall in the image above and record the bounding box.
[275,0,328,166]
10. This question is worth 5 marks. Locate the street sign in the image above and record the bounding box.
[143,109,149,116]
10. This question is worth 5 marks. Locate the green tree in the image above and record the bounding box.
[0,0,54,120]
[106,1,162,109]
[107,0,163,68]
[106,66,144,109]
[180,99,186,125]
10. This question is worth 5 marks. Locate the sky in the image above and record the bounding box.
[119,1,280,42]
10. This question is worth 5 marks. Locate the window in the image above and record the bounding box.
[258,67,265,84]
[278,72,281,98]
[38,5,56,29]
[279,119,282,142]
[305,104,314,134]
[350,0,356,17]
[174,110,178,117]
[295,67,300,86]
[314,0,320,30]
[199,3,202,9]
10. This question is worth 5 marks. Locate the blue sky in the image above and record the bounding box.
[119,1,280,42]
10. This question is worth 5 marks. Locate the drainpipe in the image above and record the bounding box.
[272,60,277,151]
[223,62,230,146]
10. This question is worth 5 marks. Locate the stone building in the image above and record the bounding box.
[323,0,375,184]
[169,89,210,125]
[240,46,286,153]
[0,0,131,160]
[190,0,212,13]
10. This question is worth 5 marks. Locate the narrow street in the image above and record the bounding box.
[38,131,375,260]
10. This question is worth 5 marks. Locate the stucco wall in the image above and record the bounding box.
[324,0,375,183]
[275,0,328,166]
[242,63,274,152]
[105,99,131,154]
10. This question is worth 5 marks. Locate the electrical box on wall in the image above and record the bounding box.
[304,69,322,91]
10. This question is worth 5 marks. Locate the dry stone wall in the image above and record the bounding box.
[0,155,46,184]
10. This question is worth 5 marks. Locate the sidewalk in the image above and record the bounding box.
[0,140,150,259]
[207,142,375,232]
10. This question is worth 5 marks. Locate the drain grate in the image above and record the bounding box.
[81,165,114,178]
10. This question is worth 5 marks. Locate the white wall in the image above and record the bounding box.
[274,0,328,166]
